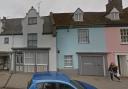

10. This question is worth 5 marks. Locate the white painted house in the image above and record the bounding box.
[0,7,56,72]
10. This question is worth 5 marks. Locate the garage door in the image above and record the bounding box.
[79,55,104,75]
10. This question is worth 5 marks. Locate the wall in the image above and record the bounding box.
[22,8,56,71]
[57,28,106,69]
[105,27,128,65]
[0,35,23,52]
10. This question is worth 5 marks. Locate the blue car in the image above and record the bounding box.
[27,71,97,89]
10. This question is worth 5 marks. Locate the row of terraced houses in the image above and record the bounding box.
[0,0,128,76]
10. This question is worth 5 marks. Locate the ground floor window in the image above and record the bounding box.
[64,55,73,68]
[14,50,49,72]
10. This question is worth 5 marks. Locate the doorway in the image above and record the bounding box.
[117,55,128,76]
[0,56,9,70]
[15,53,24,72]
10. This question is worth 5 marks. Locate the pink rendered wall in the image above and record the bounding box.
[105,27,128,65]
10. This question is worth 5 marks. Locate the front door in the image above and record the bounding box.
[15,53,24,72]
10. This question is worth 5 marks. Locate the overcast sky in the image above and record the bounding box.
[0,0,128,18]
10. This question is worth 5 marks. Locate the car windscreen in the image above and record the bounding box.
[70,80,85,89]
[36,82,75,89]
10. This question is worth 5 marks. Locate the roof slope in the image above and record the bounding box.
[51,11,128,28]
[42,16,53,34]
[1,18,22,35]
[0,16,53,35]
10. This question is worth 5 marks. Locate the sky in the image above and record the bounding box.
[0,0,128,18]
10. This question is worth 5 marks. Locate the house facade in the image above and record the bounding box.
[51,0,128,76]
[0,7,57,72]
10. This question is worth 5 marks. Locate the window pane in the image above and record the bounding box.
[25,52,35,64]
[120,29,128,43]
[28,33,37,47]
[64,55,73,67]
[4,37,9,44]
[78,29,89,44]
[28,17,37,25]
[37,52,48,64]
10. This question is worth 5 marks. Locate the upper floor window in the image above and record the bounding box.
[4,37,9,44]
[120,29,128,43]
[105,8,120,21]
[74,13,83,21]
[27,33,37,47]
[28,17,37,25]
[64,55,73,68]
[111,12,120,20]
[73,8,83,22]
[78,29,89,44]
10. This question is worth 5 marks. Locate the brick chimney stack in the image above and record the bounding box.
[106,0,123,13]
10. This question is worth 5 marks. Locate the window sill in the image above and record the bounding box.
[64,66,73,69]
[120,43,128,45]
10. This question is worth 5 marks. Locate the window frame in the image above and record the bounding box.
[27,33,37,48]
[120,29,128,44]
[78,29,89,44]
[111,12,119,20]
[28,17,37,25]
[74,13,83,21]
[64,55,73,68]
[4,37,9,44]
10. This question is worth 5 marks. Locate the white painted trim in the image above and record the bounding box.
[115,53,128,76]
[24,64,47,66]
[103,56,106,76]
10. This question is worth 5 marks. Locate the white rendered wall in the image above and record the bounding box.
[22,8,57,71]
[0,35,24,52]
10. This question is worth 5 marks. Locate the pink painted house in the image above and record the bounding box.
[105,27,128,76]
[104,0,128,77]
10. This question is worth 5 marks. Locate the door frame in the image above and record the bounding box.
[115,53,128,76]
[15,52,24,72]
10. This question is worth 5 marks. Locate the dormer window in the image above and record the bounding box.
[73,8,84,22]
[28,17,37,25]
[111,12,120,20]
[105,8,120,21]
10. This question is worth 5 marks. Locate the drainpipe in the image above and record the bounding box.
[34,51,37,72]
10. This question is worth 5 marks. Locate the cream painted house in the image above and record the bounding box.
[0,7,56,72]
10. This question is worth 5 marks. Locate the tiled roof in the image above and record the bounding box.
[42,16,53,34]
[0,16,53,35]
[123,7,128,12]
[1,18,23,35]
[51,11,128,28]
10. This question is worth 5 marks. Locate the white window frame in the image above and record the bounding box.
[64,55,73,68]
[78,29,89,44]
[120,29,128,44]
[28,17,37,25]
[111,12,119,20]
[74,13,83,21]
[27,33,37,48]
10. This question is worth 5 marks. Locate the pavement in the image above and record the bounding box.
[0,71,128,89]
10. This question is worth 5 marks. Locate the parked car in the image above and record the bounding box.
[27,71,97,89]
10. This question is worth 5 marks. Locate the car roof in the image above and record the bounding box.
[32,71,71,83]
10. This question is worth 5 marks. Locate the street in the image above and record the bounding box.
[0,71,128,89]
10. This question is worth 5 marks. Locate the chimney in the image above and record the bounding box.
[1,16,7,30]
[106,0,123,13]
